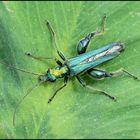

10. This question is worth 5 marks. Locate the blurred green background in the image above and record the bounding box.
[0,1,140,139]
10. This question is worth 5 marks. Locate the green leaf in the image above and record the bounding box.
[0,1,140,139]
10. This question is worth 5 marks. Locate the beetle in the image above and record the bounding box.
[33,15,138,103]
[0,15,139,125]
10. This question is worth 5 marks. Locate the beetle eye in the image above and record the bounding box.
[38,76,42,81]
[47,68,50,73]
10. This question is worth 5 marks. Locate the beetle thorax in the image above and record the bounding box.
[50,66,68,78]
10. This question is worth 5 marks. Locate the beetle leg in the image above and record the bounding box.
[88,68,112,80]
[110,68,140,81]
[54,58,63,66]
[48,76,68,103]
[46,20,66,61]
[76,75,116,101]
[77,15,106,54]
[25,52,63,66]
[88,68,140,81]
[25,52,53,60]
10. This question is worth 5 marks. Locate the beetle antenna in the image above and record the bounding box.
[0,60,41,76]
[13,81,44,126]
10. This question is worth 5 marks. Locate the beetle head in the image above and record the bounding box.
[38,68,56,83]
